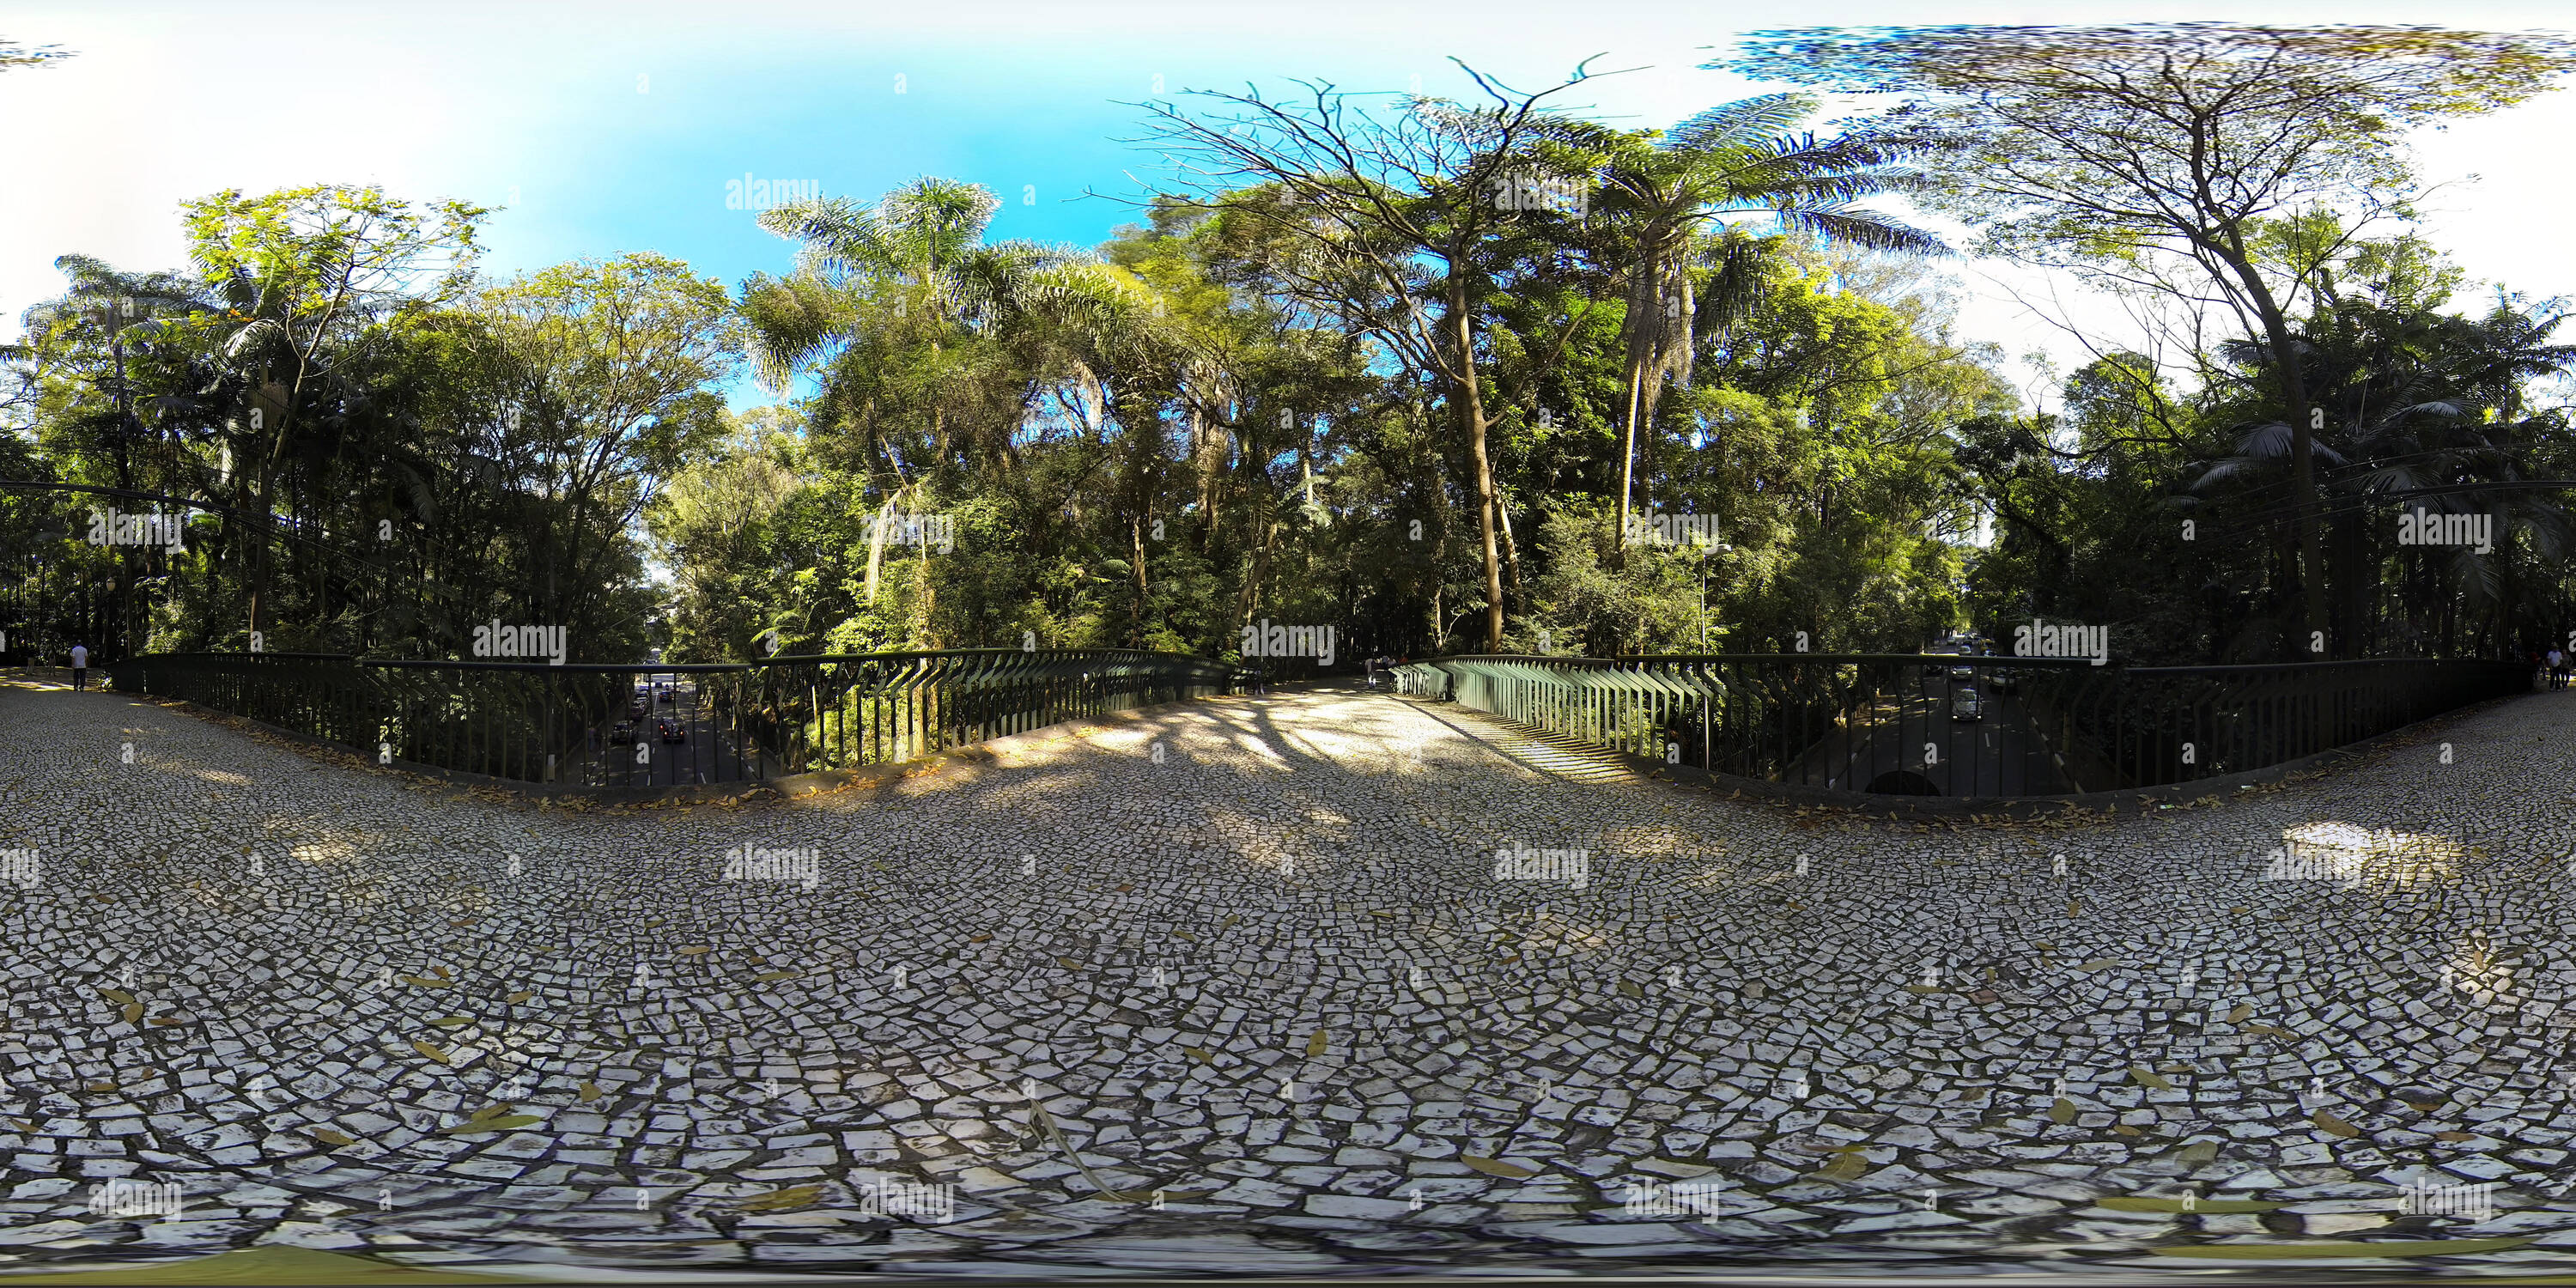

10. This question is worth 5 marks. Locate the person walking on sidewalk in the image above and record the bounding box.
[2553,646,2569,690]
[69,642,88,691]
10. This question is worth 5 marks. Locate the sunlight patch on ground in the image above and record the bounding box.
[2277,821,2466,890]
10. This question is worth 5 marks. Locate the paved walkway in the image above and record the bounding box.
[1,673,2573,1275]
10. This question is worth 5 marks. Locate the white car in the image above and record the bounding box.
[1950,689,1986,721]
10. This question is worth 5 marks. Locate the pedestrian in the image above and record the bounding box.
[2554,646,2570,690]
[68,642,87,691]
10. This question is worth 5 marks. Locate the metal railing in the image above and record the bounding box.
[1395,653,2534,799]
[107,648,1249,789]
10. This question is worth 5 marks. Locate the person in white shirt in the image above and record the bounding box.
[69,643,88,691]
[2552,647,2568,690]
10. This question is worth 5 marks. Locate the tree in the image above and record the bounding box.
[179,185,487,635]
[1131,63,1616,651]
[1724,22,2576,654]
[1580,96,1943,559]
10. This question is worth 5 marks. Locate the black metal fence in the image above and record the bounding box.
[1396,653,2536,799]
[107,649,1249,789]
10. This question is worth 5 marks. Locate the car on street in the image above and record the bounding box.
[1951,688,1986,721]
[610,720,639,744]
[1948,663,1976,682]
[655,715,685,744]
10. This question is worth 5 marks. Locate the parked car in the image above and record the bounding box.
[627,696,649,719]
[654,716,685,744]
[1950,688,1986,721]
[610,720,639,744]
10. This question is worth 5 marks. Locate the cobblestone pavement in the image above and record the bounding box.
[4,671,2576,1278]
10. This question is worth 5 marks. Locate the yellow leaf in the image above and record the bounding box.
[1305,1030,1327,1059]
[2312,1109,2362,1139]
[2113,1123,2142,1136]
[2129,1066,2173,1090]
[1817,1151,1868,1180]
[579,1081,605,1103]
[1460,1155,1538,1179]
[507,991,535,1004]
[149,1017,180,1027]
[969,933,993,943]
[438,1115,541,1134]
[1173,931,1196,943]
[2434,1130,2473,1142]
[397,975,452,988]
[1182,1047,1213,1065]
[83,1083,113,1094]
[1617,980,1644,998]
[2246,1023,2297,1040]
[2073,959,2118,972]
[1222,914,1240,927]
[753,969,801,981]
[2151,1236,2533,1260]
[410,1041,450,1065]
[100,989,136,1005]
[2102,1195,2280,1213]
[2226,1004,2253,1023]
[309,1128,354,1147]
[120,1003,143,1024]
[678,946,711,955]
[2067,899,2082,916]
[736,1184,823,1212]
[2050,1097,2077,1124]
[428,1016,473,1028]
[1054,957,1083,971]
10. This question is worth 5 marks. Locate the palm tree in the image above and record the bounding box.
[743,179,1185,618]
[1588,96,1946,557]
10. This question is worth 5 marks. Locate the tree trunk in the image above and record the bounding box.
[1614,358,1644,564]
[2216,246,2327,656]
[1446,276,1504,653]
[1130,511,1151,646]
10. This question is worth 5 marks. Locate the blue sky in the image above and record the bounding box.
[8,0,2576,410]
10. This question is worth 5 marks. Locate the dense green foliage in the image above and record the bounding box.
[8,35,2576,667]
